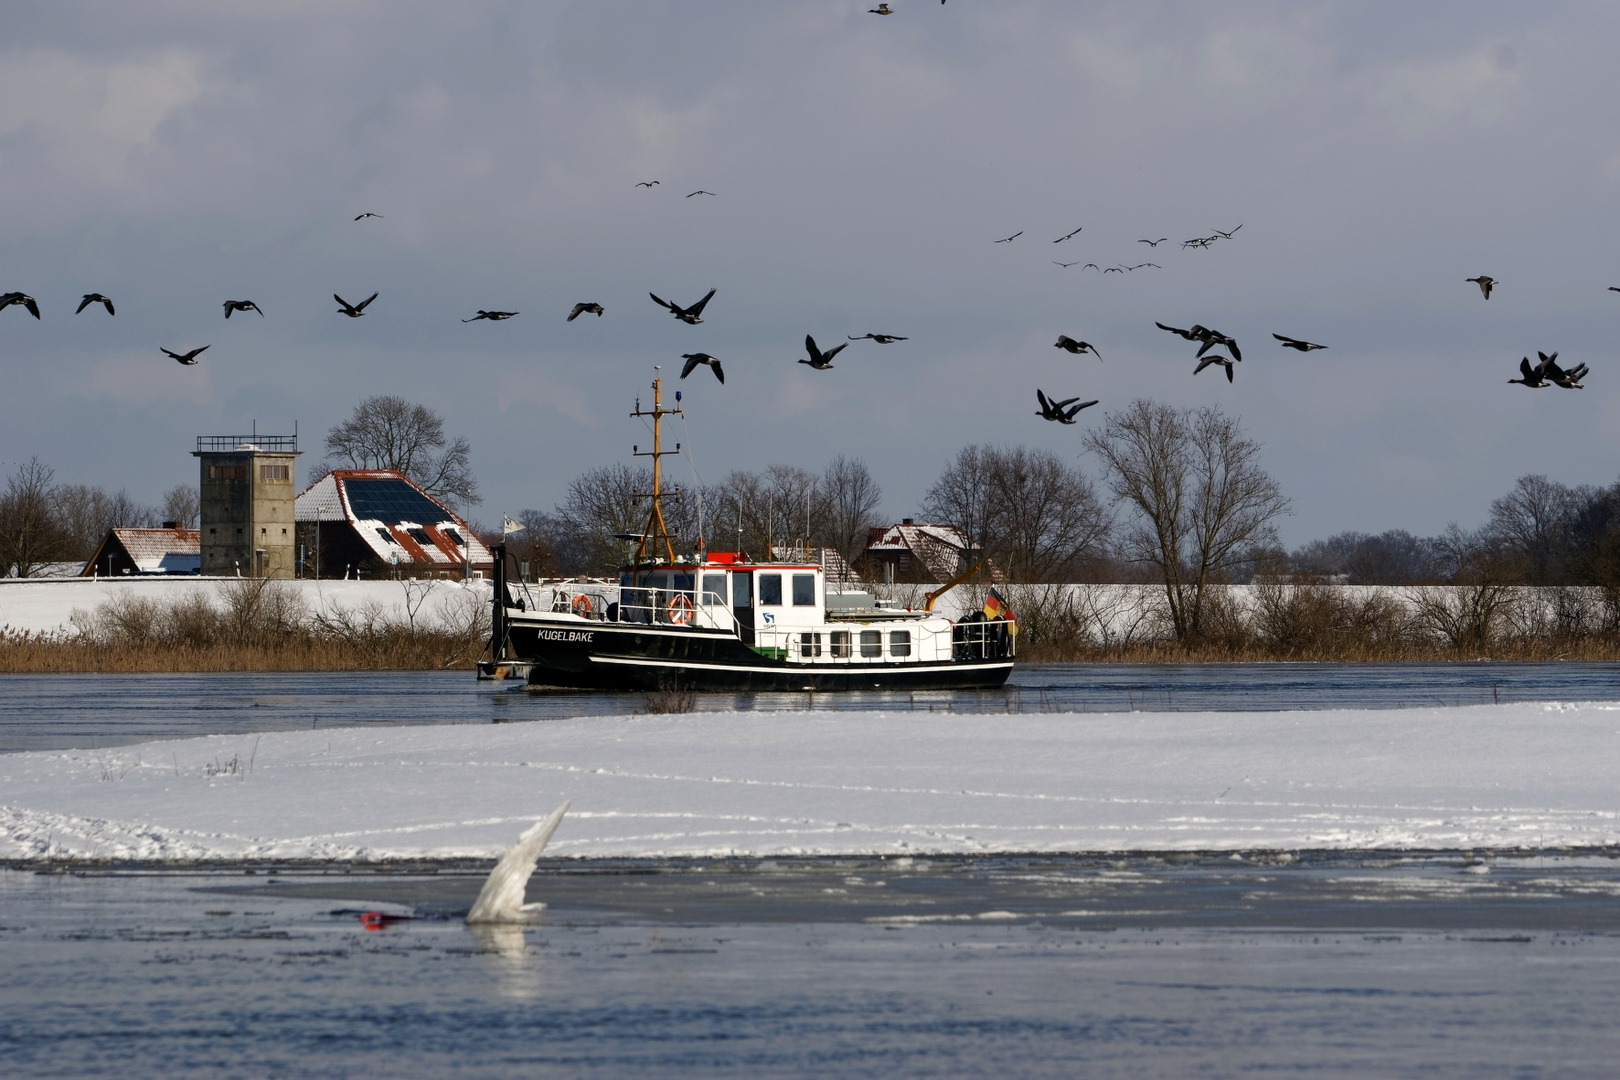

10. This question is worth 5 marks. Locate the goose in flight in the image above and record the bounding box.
[1210,225,1243,239]
[76,293,114,315]
[567,302,604,321]
[223,300,264,319]
[1273,333,1326,352]
[1194,354,1235,382]
[463,310,518,322]
[870,2,893,11]
[162,345,210,365]
[799,334,847,370]
[1054,335,1102,360]
[1054,261,1079,268]
[848,333,908,343]
[1539,352,1588,389]
[334,292,378,317]
[1509,356,1549,388]
[680,352,725,384]
[994,231,1023,244]
[1139,238,1168,247]
[0,292,40,319]
[650,288,715,324]
[685,190,716,198]
[1156,321,1204,341]
[1467,275,1496,300]
[1036,389,1097,424]
[634,180,660,188]
[353,212,383,220]
[1052,226,1083,243]
[1195,328,1242,362]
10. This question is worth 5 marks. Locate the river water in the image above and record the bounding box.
[3,660,1618,753]
[5,664,1620,1076]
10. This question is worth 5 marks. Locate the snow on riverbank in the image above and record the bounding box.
[4,702,1619,862]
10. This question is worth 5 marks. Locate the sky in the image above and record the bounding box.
[2,1,1618,546]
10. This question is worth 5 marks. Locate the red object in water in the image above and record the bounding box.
[359,911,411,930]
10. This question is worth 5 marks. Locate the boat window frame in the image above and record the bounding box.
[859,629,883,658]
[799,631,822,658]
[701,573,728,606]
[829,630,851,658]
[889,630,911,657]
[758,572,783,606]
[791,573,816,607]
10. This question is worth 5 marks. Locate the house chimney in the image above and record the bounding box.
[902,518,914,526]
[162,520,179,530]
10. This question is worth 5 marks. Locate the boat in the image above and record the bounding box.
[479,369,1015,691]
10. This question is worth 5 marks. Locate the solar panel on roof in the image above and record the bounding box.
[343,477,452,524]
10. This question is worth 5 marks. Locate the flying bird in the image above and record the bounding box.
[1139,238,1168,247]
[1081,263,1101,272]
[1102,266,1124,274]
[848,333,907,343]
[1052,226,1083,243]
[1610,287,1620,293]
[1210,225,1243,239]
[162,345,210,365]
[650,288,715,325]
[1509,356,1549,388]
[685,190,716,198]
[1467,275,1496,300]
[76,293,114,315]
[1538,352,1588,389]
[1273,333,1326,352]
[1054,335,1102,360]
[222,300,264,319]
[799,334,848,370]
[567,302,604,321]
[994,231,1023,244]
[1036,389,1097,424]
[334,292,378,318]
[1156,321,1203,341]
[463,310,518,322]
[0,292,40,319]
[1194,328,1242,362]
[1054,261,1079,268]
[680,353,725,383]
[1125,263,1161,271]
[1194,354,1235,382]
[353,212,383,220]
[869,2,893,11]
[634,181,660,188]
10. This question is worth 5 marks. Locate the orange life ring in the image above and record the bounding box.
[667,594,694,625]
[571,594,594,617]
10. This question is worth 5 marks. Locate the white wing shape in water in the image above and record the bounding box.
[465,801,570,924]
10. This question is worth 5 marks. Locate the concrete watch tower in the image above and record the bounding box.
[193,430,300,578]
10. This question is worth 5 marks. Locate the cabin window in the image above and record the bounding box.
[829,630,851,658]
[791,573,815,606]
[759,573,782,606]
[732,571,751,607]
[889,630,911,657]
[799,632,821,658]
[702,574,728,605]
[860,630,883,657]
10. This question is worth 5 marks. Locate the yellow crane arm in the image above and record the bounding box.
[924,561,984,612]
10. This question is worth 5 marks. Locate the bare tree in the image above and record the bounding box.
[1084,400,1289,644]
[816,455,883,570]
[1486,474,1587,584]
[0,458,66,577]
[323,395,480,507]
[162,484,201,529]
[923,444,1111,582]
[54,485,158,559]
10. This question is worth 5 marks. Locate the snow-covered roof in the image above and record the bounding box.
[864,522,978,582]
[294,470,492,568]
[81,528,200,575]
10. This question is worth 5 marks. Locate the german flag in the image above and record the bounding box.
[982,587,1018,634]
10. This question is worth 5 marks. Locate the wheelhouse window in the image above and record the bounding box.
[889,630,911,657]
[791,573,815,606]
[701,574,728,605]
[860,630,883,657]
[732,571,751,608]
[758,573,782,606]
[829,630,851,658]
[672,572,694,595]
[799,632,822,658]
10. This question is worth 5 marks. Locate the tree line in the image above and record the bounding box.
[0,458,199,577]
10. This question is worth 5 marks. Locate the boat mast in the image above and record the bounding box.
[630,367,681,566]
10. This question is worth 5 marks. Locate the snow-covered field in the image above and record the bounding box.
[3,702,1618,862]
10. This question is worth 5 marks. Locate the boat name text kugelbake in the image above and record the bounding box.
[537,630,594,642]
